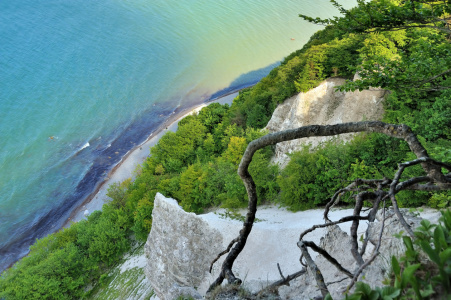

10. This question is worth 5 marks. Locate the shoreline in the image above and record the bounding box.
[66,91,240,225]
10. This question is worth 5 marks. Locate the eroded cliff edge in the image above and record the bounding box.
[145,193,440,299]
[266,77,386,167]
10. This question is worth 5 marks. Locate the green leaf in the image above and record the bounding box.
[433,226,447,250]
[417,219,431,232]
[356,281,373,296]
[380,286,401,299]
[420,240,440,265]
[369,290,381,300]
[402,263,421,283]
[392,256,402,289]
[391,256,401,275]
[420,284,435,298]
[345,294,362,300]
[439,248,451,264]
[402,236,414,252]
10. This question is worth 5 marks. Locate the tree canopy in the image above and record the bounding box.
[300,0,451,34]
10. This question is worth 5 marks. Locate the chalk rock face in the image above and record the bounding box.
[279,208,441,299]
[144,193,223,300]
[266,77,386,167]
[144,193,440,299]
[144,193,367,298]
[364,207,441,283]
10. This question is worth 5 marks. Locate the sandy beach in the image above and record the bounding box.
[66,92,239,224]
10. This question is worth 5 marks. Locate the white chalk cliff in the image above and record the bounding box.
[145,194,440,299]
[266,77,386,167]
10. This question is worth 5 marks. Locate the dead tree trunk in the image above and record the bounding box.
[208,121,451,293]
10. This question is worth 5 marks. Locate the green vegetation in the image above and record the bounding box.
[341,209,451,300]
[87,244,154,300]
[0,210,129,299]
[1,0,450,298]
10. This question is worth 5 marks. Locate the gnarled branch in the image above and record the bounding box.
[208,121,450,292]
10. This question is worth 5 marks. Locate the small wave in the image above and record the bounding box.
[76,142,90,154]
[81,142,90,150]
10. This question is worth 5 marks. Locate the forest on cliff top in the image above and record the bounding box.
[1,0,451,298]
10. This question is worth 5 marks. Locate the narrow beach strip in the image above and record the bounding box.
[67,92,239,224]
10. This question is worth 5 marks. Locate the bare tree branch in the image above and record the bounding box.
[209,237,239,273]
[300,215,369,241]
[298,241,329,298]
[347,201,387,291]
[302,241,354,278]
[255,267,306,297]
[208,121,450,292]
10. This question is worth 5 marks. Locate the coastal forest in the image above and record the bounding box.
[1,0,451,299]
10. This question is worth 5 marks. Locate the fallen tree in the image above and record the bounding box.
[208,121,451,298]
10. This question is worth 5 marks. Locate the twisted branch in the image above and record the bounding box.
[298,241,329,298]
[208,121,450,292]
[347,200,387,291]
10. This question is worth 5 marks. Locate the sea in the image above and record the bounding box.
[0,0,356,272]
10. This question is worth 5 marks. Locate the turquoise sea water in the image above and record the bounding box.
[0,0,356,271]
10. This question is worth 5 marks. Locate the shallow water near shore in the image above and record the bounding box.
[0,0,356,271]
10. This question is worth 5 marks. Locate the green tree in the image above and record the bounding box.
[150,116,207,173]
[132,194,154,240]
[300,0,451,35]
[76,211,129,266]
[223,136,247,165]
[300,0,451,94]
[176,163,207,212]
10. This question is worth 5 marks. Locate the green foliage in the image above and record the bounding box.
[106,178,132,209]
[339,28,451,98]
[223,136,247,165]
[197,102,229,133]
[150,115,207,173]
[176,163,208,213]
[276,142,359,210]
[344,209,451,300]
[385,89,451,142]
[249,149,280,203]
[76,211,130,266]
[277,146,329,210]
[132,195,154,240]
[0,243,91,299]
[344,282,401,300]
[0,209,130,299]
[300,0,451,35]
[276,134,404,210]
[295,35,362,92]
